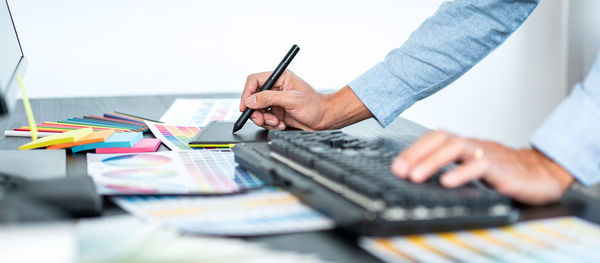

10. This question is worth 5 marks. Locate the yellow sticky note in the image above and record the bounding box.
[47,129,115,149]
[19,128,93,150]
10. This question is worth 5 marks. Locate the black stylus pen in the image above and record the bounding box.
[232,44,300,133]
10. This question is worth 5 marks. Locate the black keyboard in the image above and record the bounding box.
[233,130,519,236]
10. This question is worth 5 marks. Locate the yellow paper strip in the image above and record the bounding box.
[17,73,37,141]
[189,144,235,148]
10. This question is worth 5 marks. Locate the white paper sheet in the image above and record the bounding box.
[160,98,240,126]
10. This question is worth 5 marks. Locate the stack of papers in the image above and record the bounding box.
[48,130,115,149]
[19,128,93,150]
[19,128,160,154]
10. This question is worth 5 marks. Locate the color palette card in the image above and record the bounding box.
[159,99,240,126]
[19,128,93,150]
[96,138,161,154]
[112,187,335,236]
[145,121,200,151]
[360,216,600,263]
[72,132,142,153]
[86,149,263,195]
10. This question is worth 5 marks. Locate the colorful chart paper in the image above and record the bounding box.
[87,150,263,195]
[159,98,240,126]
[145,121,200,151]
[360,216,600,263]
[112,187,335,236]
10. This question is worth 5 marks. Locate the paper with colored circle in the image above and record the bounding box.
[86,150,263,195]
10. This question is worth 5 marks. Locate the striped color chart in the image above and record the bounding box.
[360,216,600,263]
[179,150,262,193]
[146,121,200,151]
[112,187,335,236]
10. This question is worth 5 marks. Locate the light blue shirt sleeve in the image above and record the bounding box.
[531,54,600,185]
[348,0,539,126]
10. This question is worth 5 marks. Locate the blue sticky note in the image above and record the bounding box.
[72,132,143,153]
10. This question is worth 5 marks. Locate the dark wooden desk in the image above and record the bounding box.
[1,94,599,263]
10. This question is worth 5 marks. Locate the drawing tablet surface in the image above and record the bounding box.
[189,121,268,147]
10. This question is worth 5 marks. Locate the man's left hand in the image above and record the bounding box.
[391,130,574,205]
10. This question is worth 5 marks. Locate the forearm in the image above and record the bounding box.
[320,86,373,130]
[350,0,539,127]
[530,53,600,185]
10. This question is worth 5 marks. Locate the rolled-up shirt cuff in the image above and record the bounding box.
[530,84,600,186]
[347,62,416,127]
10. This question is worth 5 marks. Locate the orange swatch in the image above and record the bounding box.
[47,129,115,149]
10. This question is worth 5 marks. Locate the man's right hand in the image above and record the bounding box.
[240,70,372,131]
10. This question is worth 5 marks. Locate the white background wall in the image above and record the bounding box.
[7,0,578,147]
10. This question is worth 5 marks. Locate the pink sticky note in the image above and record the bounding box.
[96,138,161,154]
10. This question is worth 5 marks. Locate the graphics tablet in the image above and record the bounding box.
[189,121,268,147]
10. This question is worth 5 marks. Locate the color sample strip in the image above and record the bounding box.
[59,120,139,131]
[86,115,147,127]
[104,112,146,124]
[146,121,201,151]
[18,122,130,132]
[112,187,335,236]
[114,111,161,123]
[360,216,600,263]
[96,138,161,154]
[19,128,93,150]
[72,132,142,153]
[11,111,150,136]
[69,118,143,130]
[47,129,115,149]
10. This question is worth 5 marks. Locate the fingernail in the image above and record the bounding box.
[266,119,277,126]
[411,165,426,182]
[246,96,257,108]
[277,123,286,130]
[251,117,258,123]
[441,174,457,187]
[392,159,408,177]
